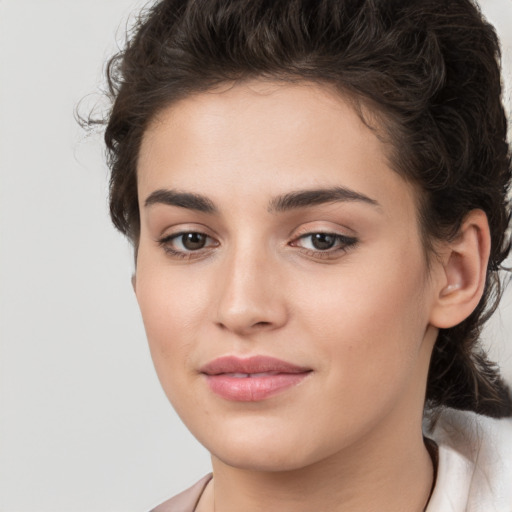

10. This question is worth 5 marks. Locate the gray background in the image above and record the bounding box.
[1,1,511,510]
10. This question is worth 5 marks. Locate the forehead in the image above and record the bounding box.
[143,80,383,145]
[137,80,418,219]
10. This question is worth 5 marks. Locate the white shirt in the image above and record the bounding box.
[426,408,512,511]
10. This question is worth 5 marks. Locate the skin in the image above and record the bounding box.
[134,81,490,512]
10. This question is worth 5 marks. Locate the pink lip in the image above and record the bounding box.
[200,356,312,402]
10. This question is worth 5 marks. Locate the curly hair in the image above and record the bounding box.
[99,0,512,417]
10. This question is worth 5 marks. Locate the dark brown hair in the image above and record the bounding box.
[98,0,512,417]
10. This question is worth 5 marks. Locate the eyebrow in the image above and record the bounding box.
[144,189,217,213]
[268,186,380,212]
[144,186,380,214]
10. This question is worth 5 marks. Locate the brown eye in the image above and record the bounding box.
[158,231,218,257]
[310,233,336,250]
[181,232,207,250]
[292,232,358,256]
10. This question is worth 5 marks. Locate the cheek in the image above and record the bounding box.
[135,245,208,338]
[134,258,204,391]
[296,247,431,393]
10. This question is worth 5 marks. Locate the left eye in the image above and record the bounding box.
[294,233,356,252]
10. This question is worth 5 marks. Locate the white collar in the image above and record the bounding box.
[425,408,512,511]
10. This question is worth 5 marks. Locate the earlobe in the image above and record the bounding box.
[429,210,490,329]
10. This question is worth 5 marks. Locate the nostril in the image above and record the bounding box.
[215,320,273,334]
[253,321,271,328]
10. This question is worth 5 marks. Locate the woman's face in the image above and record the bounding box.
[135,81,442,471]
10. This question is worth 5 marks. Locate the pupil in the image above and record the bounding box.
[312,233,335,250]
[182,233,206,250]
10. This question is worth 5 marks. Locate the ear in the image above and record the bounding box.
[429,210,491,329]
[131,273,137,293]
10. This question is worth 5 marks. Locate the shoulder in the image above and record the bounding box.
[149,474,213,512]
[426,408,512,512]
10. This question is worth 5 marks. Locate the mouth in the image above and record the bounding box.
[200,356,312,402]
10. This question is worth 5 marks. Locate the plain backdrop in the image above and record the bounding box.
[0,1,511,511]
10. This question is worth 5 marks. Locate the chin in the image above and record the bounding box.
[211,442,316,473]
[191,419,328,473]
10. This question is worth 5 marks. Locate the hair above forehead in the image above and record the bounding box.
[100,0,512,418]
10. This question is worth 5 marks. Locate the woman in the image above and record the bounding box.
[97,0,512,510]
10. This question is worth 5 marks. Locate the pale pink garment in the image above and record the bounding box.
[150,474,212,512]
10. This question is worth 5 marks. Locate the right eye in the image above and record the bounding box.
[158,231,218,258]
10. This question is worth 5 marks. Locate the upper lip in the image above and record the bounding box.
[200,355,311,375]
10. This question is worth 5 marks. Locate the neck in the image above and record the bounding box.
[201,412,434,512]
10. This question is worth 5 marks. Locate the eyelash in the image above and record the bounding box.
[157,231,358,260]
[291,232,358,259]
[158,232,218,259]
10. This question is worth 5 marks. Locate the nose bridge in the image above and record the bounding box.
[214,235,287,334]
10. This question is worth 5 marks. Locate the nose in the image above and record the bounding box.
[214,246,288,336]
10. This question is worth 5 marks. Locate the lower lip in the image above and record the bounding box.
[204,373,310,401]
